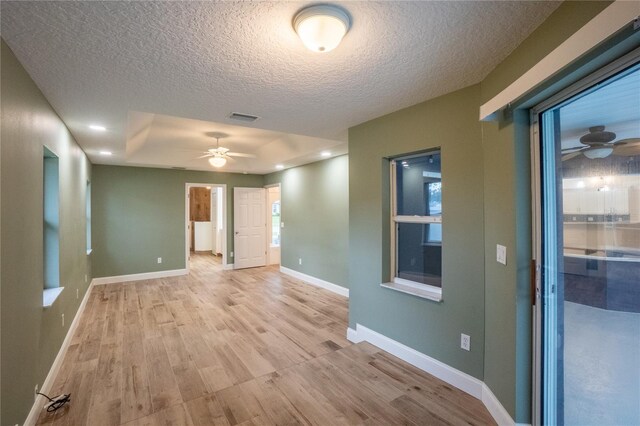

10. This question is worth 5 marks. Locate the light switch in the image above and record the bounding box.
[497,244,507,265]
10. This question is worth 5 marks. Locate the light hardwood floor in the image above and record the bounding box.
[36,253,495,425]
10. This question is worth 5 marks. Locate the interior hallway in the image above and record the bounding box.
[36,253,494,425]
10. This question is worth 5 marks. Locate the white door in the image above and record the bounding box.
[234,187,267,269]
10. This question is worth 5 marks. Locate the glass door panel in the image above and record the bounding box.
[539,62,640,425]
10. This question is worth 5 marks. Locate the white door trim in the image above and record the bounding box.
[264,183,281,266]
[185,183,227,272]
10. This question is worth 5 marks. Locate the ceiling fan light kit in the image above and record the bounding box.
[293,4,351,53]
[583,146,614,159]
[208,156,227,168]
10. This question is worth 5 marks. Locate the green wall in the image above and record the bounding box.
[264,155,349,288]
[92,165,263,277]
[348,84,486,379]
[347,2,616,423]
[1,40,92,425]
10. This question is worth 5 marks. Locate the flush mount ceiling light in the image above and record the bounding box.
[293,5,351,53]
[208,156,227,168]
[99,150,112,156]
[89,124,106,131]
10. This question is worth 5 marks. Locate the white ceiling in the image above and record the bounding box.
[1,1,560,173]
[126,112,347,173]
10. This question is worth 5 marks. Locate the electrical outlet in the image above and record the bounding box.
[298,258,302,265]
[461,334,470,351]
[61,313,65,327]
[76,288,79,299]
[230,251,234,258]
[281,222,285,228]
[157,257,162,264]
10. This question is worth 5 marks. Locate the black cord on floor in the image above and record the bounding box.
[37,392,71,412]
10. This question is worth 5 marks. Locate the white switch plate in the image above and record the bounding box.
[281,222,285,228]
[298,258,302,265]
[461,334,470,351]
[496,244,507,265]
[157,257,162,264]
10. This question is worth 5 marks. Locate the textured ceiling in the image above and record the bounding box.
[1,1,560,171]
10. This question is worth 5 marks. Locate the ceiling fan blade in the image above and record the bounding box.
[561,146,586,153]
[562,151,583,161]
[196,153,212,159]
[613,139,640,156]
[227,152,256,158]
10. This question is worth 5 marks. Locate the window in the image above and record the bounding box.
[43,147,63,306]
[86,180,92,254]
[387,150,443,301]
[271,200,281,246]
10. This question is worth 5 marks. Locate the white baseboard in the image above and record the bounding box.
[346,327,360,343]
[280,266,349,298]
[91,268,187,285]
[347,323,517,426]
[482,383,521,426]
[224,263,234,270]
[24,280,95,426]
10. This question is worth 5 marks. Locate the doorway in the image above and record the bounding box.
[266,184,281,266]
[532,54,640,425]
[185,183,226,272]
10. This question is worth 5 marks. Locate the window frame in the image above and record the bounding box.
[388,151,443,302]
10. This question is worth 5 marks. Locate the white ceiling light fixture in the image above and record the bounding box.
[321,151,331,157]
[275,164,284,170]
[583,146,614,159]
[208,155,227,168]
[99,150,112,156]
[89,124,106,131]
[293,4,351,53]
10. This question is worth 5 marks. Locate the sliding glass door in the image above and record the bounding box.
[534,57,640,425]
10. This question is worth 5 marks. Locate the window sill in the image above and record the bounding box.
[86,249,93,255]
[43,287,64,308]
[381,281,442,302]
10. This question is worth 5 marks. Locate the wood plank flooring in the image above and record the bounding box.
[36,254,495,425]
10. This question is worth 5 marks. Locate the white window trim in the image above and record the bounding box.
[381,279,442,302]
[393,215,441,224]
[388,157,443,301]
[43,287,64,308]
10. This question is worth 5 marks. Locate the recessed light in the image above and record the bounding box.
[275,164,284,170]
[89,124,106,131]
[99,151,112,156]
[321,151,331,157]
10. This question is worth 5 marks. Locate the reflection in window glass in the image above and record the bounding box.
[540,62,640,425]
[393,151,442,288]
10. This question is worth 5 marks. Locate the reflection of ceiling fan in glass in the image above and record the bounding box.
[197,137,255,168]
[562,126,640,161]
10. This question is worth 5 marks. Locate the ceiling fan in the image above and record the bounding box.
[561,125,640,161]
[197,137,255,168]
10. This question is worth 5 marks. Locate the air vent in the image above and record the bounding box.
[229,112,260,122]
